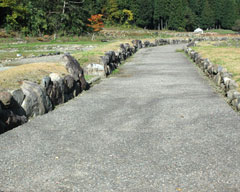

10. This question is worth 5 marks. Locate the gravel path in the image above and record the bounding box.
[1,45,240,192]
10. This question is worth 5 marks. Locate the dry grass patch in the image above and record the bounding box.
[0,62,68,91]
[193,41,240,91]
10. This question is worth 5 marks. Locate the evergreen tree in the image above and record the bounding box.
[154,0,169,30]
[168,0,186,31]
[200,0,214,29]
[222,0,238,29]
[134,0,154,29]
[208,0,225,29]
[0,0,239,35]
[184,6,197,31]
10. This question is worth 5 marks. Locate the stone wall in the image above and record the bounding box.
[0,54,89,134]
[0,38,213,134]
[1,39,159,133]
[184,45,240,111]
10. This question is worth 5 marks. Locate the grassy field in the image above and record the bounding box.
[0,63,68,90]
[192,41,240,91]
[0,28,173,62]
[1,27,239,92]
[3,27,239,92]
[0,28,170,91]
[206,29,238,35]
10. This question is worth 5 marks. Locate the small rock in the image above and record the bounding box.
[86,63,105,76]
[49,73,62,82]
[41,76,52,89]
[0,92,13,109]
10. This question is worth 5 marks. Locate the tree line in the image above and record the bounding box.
[0,0,240,36]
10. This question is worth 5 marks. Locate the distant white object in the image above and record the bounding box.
[16,54,22,57]
[194,28,204,34]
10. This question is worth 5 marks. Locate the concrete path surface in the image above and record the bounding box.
[1,45,240,192]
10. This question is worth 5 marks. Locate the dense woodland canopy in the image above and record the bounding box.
[0,0,240,35]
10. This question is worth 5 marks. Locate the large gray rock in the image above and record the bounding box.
[120,44,127,60]
[132,40,142,50]
[41,76,51,89]
[0,100,27,133]
[232,98,240,111]
[47,73,65,106]
[62,54,89,91]
[63,75,75,102]
[11,89,25,106]
[105,51,118,71]
[86,63,105,76]
[213,73,222,86]
[143,41,150,47]
[100,56,111,76]
[49,73,63,82]
[64,75,75,94]
[21,81,52,117]
[2,110,27,130]
[0,103,5,133]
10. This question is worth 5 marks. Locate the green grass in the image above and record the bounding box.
[84,74,94,81]
[176,49,184,52]
[0,40,105,49]
[111,68,120,75]
[192,41,240,91]
[73,49,105,66]
[206,29,237,34]
[0,51,59,61]
[0,38,110,61]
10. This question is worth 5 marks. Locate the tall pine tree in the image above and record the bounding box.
[200,0,214,29]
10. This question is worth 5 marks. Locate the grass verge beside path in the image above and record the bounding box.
[73,39,144,67]
[192,41,240,91]
[0,63,68,91]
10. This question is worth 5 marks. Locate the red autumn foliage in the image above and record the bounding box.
[87,14,104,32]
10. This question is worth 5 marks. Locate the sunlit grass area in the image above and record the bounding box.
[0,26,189,93]
[193,41,240,91]
[0,27,164,91]
[206,29,238,34]
[0,63,68,90]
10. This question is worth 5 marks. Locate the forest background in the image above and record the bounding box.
[0,0,240,36]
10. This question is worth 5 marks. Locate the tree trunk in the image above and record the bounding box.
[62,1,66,14]
[91,33,95,41]
[161,18,163,30]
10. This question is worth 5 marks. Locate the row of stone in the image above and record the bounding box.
[87,40,155,77]
[0,54,89,134]
[162,32,240,39]
[0,39,156,134]
[184,46,240,111]
[0,38,196,134]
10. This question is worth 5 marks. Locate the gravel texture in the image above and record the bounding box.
[0,45,240,192]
